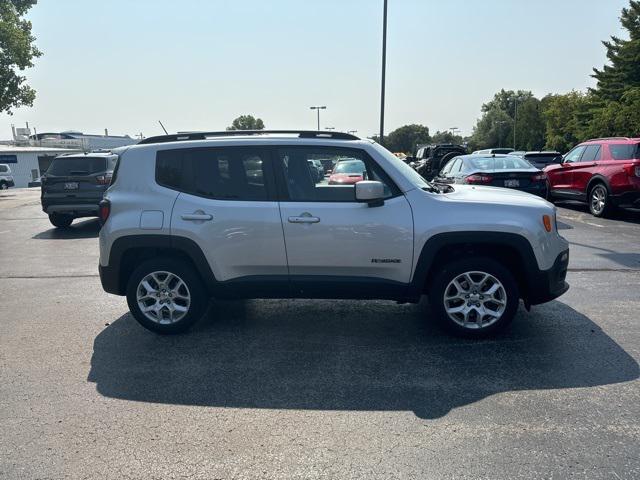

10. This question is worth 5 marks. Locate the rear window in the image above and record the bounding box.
[0,165,8,173]
[609,143,640,160]
[46,156,107,176]
[468,156,532,170]
[156,147,269,201]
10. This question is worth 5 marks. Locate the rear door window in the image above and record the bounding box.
[156,147,272,201]
[609,143,639,160]
[580,145,602,162]
[47,157,107,176]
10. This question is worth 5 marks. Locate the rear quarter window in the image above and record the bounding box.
[609,143,640,160]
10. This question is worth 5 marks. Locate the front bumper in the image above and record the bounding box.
[527,249,570,305]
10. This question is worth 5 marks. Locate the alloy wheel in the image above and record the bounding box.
[443,271,507,329]
[136,271,191,324]
[590,186,607,215]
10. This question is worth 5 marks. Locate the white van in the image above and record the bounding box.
[0,164,15,190]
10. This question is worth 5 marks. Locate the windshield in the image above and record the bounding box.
[371,142,430,188]
[46,156,108,176]
[468,156,534,170]
[334,160,365,174]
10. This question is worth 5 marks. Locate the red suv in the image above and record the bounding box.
[545,137,640,217]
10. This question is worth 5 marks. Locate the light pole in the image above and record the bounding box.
[325,127,335,131]
[450,127,460,138]
[495,121,509,148]
[513,97,519,150]
[347,130,358,136]
[309,106,326,131]
[379,0,388,145]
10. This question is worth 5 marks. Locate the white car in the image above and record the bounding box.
[0,164,15,190]
[99,130,569,337]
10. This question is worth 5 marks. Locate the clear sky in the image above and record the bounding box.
[0,0,629,140]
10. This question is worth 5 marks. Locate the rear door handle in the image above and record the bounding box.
[288,215,320,224]
[181,213,213,221]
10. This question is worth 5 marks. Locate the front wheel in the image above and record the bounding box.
[589,184,612,217]
[126,257,208,334]
[0,182,8,190]
[429,257,519,337]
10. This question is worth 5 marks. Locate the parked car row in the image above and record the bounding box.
[407,137,640,217]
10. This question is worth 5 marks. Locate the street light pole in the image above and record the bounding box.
[379,0,388,145]
[347,130,358,136]
[512,99,517,150]
[309,106,326,131]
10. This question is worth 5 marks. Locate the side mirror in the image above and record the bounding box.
[355,180,385,207]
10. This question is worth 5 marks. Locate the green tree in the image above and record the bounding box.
[431,130,463,145]
[592,0,640,102]
[383,124,430,154]
[227,115,265,130]
[470,106,512,149]
[0,0,42,114]
[588,87,640,137]
[541,91,593,152]
[470,89,545,150]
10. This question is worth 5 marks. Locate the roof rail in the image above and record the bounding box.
[138,130,360,145]
[586,137,631,142]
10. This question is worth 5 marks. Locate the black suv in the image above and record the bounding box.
[41,151,117,228]
[412,143,467,180]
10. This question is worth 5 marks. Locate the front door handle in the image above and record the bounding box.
[288,213,320,224]
[181,212,213,221]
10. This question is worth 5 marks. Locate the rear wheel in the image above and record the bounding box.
[588,183,612,217]
[0,182,8,190]
[49,213,73,228]
[126,257,208,334]
[429,257,519,338]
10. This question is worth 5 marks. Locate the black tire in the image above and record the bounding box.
[49,213,73,228]
[588,183,613,217]
[126,257,208,334]
[429,257,519,338]
[0,182,8,190]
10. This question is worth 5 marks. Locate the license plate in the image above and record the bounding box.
[64,182,79,190]
[504,179,520,187]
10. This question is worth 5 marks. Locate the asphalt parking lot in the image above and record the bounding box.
[1,188,639,479]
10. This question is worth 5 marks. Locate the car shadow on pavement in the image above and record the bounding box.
[87,299,639,419]
[32,218,100,239]
[555,201,640,224]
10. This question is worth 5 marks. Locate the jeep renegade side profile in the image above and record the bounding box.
[99,131,569,338]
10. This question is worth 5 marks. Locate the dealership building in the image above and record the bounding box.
[1,127,139,187]
[0,145,81,188]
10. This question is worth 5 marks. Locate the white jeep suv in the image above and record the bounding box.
[99,131,569,337]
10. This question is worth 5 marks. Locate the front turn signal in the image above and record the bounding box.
[543,215,552,232]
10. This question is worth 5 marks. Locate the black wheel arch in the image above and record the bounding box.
[409,231,540,303]
[103,235,217,296]
[586,175,612,195]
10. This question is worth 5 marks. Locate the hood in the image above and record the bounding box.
[440,184,552,208]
